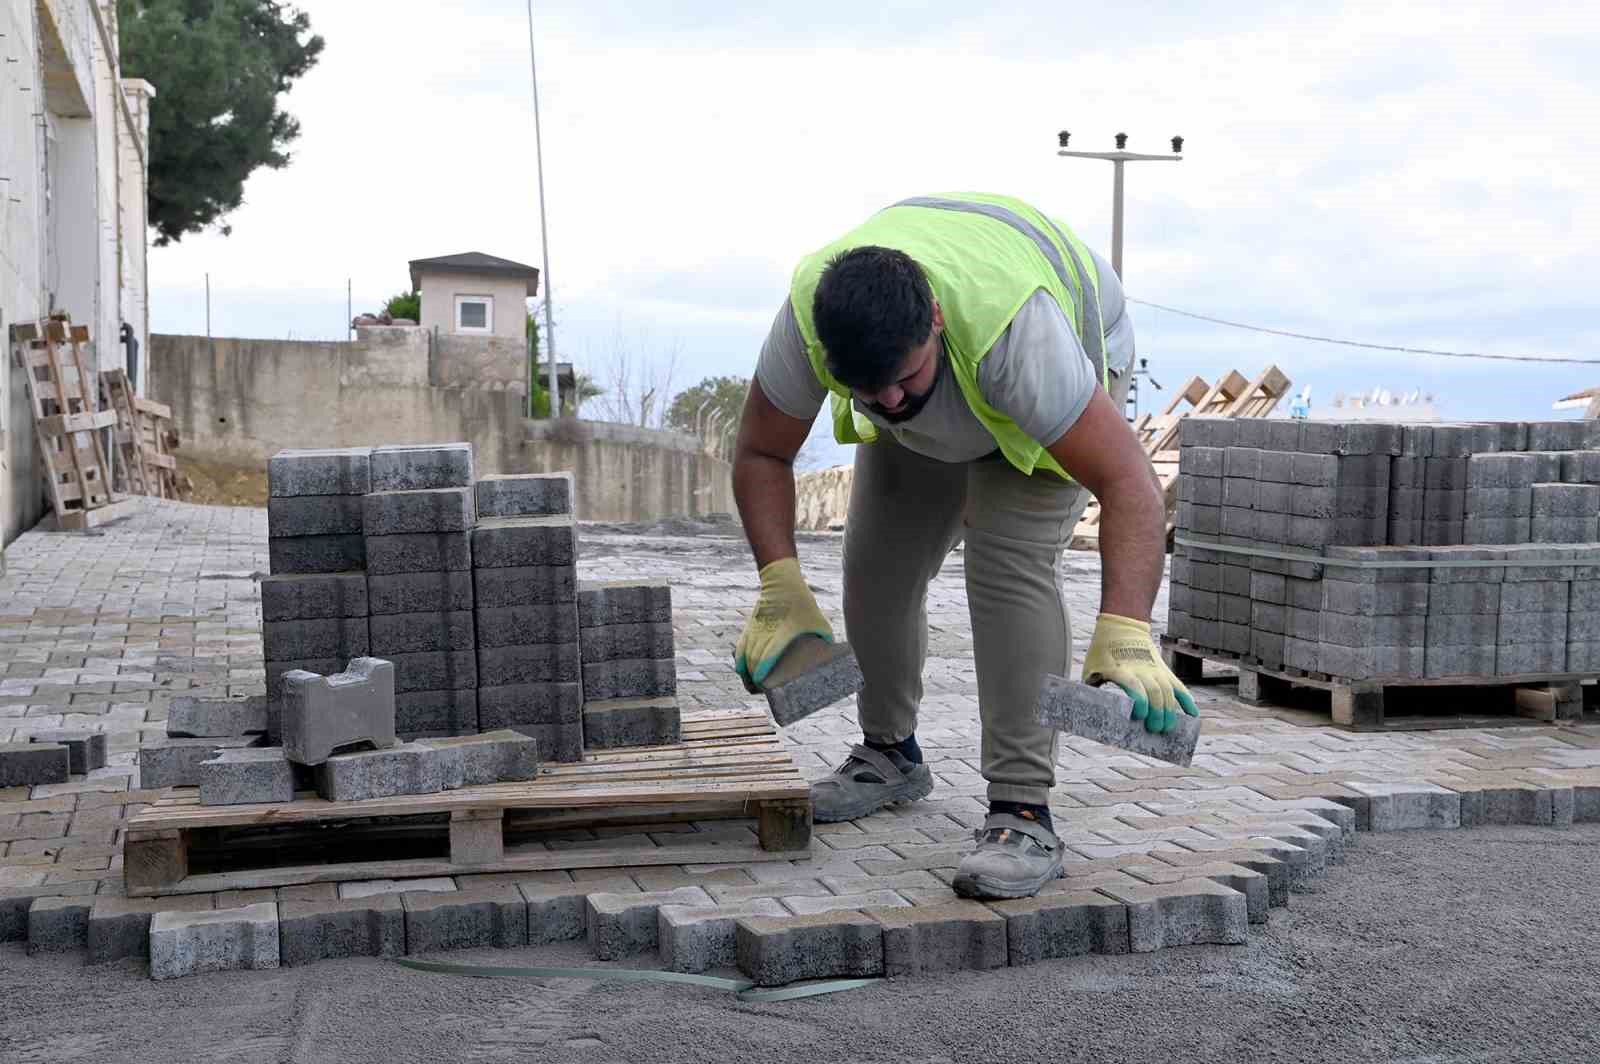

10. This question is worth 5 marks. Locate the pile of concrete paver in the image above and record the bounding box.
[136,442,682,798]
[0,731,108,787]
[1167,418,1600,681]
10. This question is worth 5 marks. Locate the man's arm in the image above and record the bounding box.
[732,378,813,569]
[1044,388,1167,620]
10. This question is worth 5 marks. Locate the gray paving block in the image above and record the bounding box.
[1496,642,1565,676]
[1219,564,1252,597]
[415,729,540,784]
[1178,446,1224,477]
[1097,879,1248,953]
[577,580,673,627]
[1218,594,1251,627]
[283,657,398,765]
[582,697,682,749]
[261,571,369,622]
[517,876,636,944]
[1347,782,1462,830]
[1420,520,1464,546]
[139,736,262,789]
[1500,580,1569,612]
[367,570,475,615]
[1283,637,1320,672]
[370,442,474,491]
[587,887,714,959]
[199,747,296,806]
[479,642,582,687]
[1468,454,1537,490]
[658,899,788,973]
[1187,475,1223,506]
[1398,425,1434,457]
[1526,421,1587,450]
[1464,517,1531,544]
[475,472,574,518]
[364,532,472,575]
[263,617,370,662]
[279,895,405,965]
[1317,643,1374,681]
[396,690,479,737]
[507,720,582,761]
[268,447,372,497]
[402,884,527,953]
[1561,450,1600,484]
[735,911,884,987]
[1429,546,1506,584]
[474,604,579,649]
[1216,621,1250,655]
[268,534,366,575]
[149,903,281,980]
[472,564,578,608]
[1320,579,1428,616]
[1533,482,1600,518]
[476,682,584,730]
[267,494,364,538]
[1424,643,1496,678]
[1456,785,1562,827]
[581,658,677,702]
[389,650,478,692]
[86,896,214,964]
[985,890,1130,964]
[26,896,92,954]
[369,610,476,654]
[1220,507,1255,539]
[1335,453,1392,489]
[363,487,476,535]
[1035,676,1200,766]
[1425,424,1474,458]
[1531,515,1600,542]
[315,741,465,800]
[865,901,1008,976]
[1222,447,1261,479]
[471,515,578,568]
[266,658,346,703]
[1371,645,1426,679]
[26,730,107,773]
[579,621,676,664]
[1250,601,1285,634]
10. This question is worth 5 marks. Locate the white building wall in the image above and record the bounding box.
[418,270,530,340]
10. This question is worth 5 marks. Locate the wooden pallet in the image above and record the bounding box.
[123,710,813,897]
[1162,636,1590,731]
[1072,365,1292,551]
[9,316,128,529]
[101,368,181,498]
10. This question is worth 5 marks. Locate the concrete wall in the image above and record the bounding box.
[418,270,527,340]
[149,333,735,522]
[796,464,853,531]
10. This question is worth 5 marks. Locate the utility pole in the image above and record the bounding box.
[205,273,211,339]
[1055,131,1183,280]
[525,1,559,417]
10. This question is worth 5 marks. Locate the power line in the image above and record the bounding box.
[1128,297,1600,366]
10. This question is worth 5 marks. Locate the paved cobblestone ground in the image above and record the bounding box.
[3,501,1599,940]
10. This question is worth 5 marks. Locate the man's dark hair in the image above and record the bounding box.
[812,246,933,389]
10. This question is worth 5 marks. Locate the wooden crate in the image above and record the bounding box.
[102,369,182,499]
[124,710,813,897]
[1162,636,1589,731]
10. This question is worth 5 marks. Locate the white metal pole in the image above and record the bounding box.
[1111,159,1125,279]
[526,1,559,417]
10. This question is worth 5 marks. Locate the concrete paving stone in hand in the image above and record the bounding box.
[475,682,583,730]
[86,896,216,964]
[475,472,573,518]
[470,515,578,568]
[261,571,369,621]
[735,911,885,987]
[199,747,297,806]
[282,657,398,766]
[26,731,107,774]
[149,903,280,980]
[26,895,93,953]
[395,689,480,738]
[415,729,539,784]
[362,486,476,535]
[578,621,676,664]
[268,533,366,575]
[472,564,577,608]
[262,616,370,661]
[267,494,365,538]
[268,447,372,497]
[867,901,1008,977]
[581,697,681,749]
[577,580,673,627]
[139,736,263,789]
[315,741,465,801]
[364,531,472,575]
[579,657,676,701]
[279,895,405,966]
[370,442,474,492]
[166,696,269,739]
[367,570,475,615]
[369,610,476,654]
[402,884,527,954]
[1035,677,1200,767]
[586,886,714,959]
[519,876,639,945]
[472,604,579,649]
[657,899,788,973]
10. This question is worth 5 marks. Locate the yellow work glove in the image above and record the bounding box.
[733,557,835,693]
[1082,613,1199,735]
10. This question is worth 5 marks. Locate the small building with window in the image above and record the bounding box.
[408,252,541,340]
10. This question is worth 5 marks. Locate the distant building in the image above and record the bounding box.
[408,252,541,341]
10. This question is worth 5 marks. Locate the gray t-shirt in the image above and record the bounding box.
[757,249,1133,463]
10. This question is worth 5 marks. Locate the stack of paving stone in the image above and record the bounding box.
[1168,418,1600,682]
[578,580,681,748]
[365,444,480,738]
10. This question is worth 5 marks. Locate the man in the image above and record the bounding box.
[731,193,1197,900]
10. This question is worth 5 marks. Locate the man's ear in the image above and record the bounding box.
[931,301,945,334]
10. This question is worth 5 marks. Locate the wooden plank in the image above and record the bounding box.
[124,829,188,893]
[134,396,173,419]
[36,409,118,436]
[51,495,141,530]
[757,797,813,852]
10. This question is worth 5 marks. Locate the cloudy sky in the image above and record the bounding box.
[147,1,1600,466]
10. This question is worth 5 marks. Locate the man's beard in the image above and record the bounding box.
[866,384,934,424]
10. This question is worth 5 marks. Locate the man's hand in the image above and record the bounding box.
[734,557,835,692]
[1082,614,1198,734]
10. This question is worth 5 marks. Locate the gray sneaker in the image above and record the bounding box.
[951,812,1065,899]
[811,744,934,823]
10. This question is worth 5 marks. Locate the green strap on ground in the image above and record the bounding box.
[395,957,879,1001]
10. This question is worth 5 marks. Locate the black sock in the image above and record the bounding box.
[989,800,1053,833]
[864,733,923,764]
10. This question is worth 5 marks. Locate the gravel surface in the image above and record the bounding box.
[4,824,1597,1064]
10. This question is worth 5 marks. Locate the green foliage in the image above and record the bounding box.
[119,0,325,245]
[383,291,420,321]
[666,375,750,434]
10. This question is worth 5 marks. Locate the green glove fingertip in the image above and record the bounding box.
[1177,689,1199,716]
[1118,684,1149,723]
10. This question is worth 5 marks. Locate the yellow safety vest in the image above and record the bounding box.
[790,193,1106,478]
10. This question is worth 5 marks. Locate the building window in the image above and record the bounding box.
[455,295,493,333]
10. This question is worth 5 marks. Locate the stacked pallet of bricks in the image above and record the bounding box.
[578,580,681,748]
[1167,418,1600,682]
